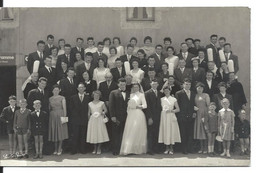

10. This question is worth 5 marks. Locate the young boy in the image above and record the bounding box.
[0,95,19,159]
[13,99,31,159]
[30,100,48,159]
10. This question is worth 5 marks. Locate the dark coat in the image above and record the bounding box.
[30,110,48,136]
[27,88,49,113]
[27,51,46,74]
[93,52,108,67]
[0,106,20,131]
[213,93,234,112]
[59,77,78,102]
[23,81,38,99]
[110,67,126,83]
[174,67,192,88]
[119,55,139,69]
[177,52,195,68]
[76,62,96,81]
[206,44,220,68]
[70,94,90,125]
[98,81,118,102]
[82,80,97,96]
[141,77,163,92]
[144,89,162,123]
[203,79,219,101]
[38,66,57,91]
[71,47,85,62]
[56,53,75,71]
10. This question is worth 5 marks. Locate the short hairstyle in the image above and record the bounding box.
[97,41,104,46]
[37,40,45,46]
[9,95,16,101]
[180,42,188,47]
[78,82,86,88]
[87,37,94,41]
[82,71,89,77]
[238,109,246,115]
[167,46,174,51]
[19,99,27,104]
[219,37,226,41]
[218,82,227,88]
[206,70,215,77]
[185,38,194,42]
[163,37,172,43]
[197,48,206,54]
[131,59,140,65]
[103,37,111,45]
[92,90,102,99]
[194,39,201,43]
[151,78,158,83]
[132,82,141,89]
[118,77,126,83]
[45,56,52,60]
[224,43,231,47]
[148,67,156,72]
[38,77,48,83]
[195,82,205,89]
[221,98,230,104]
[76,37,84,42]
[50,46,58,53]
[109,46,117,54]
[161,62,169,68]
[75,51,82,56]
[168,75,175,79]
[137,49,146,57]
[58,38,65,43]
[115,57,122,62]
[183,78,192,83]
[52,84,60,91]
[33,100,41,105]
[85,52,93,57]
[64,44,71,48]
[155,44,163,49]
[47,34,54,40]
[130,37,137,43]
[97,58,105,67]
[163,86,171,91]
[148,56,155,60]
[127,44,134,49]
[209,102,216,107]
[67,67,75,72]
[144,36,152,43]
[113,37,121,44]
[210,34,218,39]
[124,74,133,78]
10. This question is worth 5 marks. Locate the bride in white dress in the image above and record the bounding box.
[120,83,147,155]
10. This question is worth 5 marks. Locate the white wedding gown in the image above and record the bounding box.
[120,92,147,155]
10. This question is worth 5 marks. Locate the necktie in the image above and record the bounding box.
[49,67,52,73]
[11,107,15,112]
[70,78,73,85]
[107,82,110,88]
[40,90,44,95]
[118,68,122,76]
[181,68,184,73]
[87,63,90,70]
[99,52,102,56]
[154,90,158,97]
[40,52,43,59]
[80,95,83,102]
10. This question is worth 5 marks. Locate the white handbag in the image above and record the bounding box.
[61,117,68,124]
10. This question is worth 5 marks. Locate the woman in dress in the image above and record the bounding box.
[93,58,110,88]
[113,37,124,56]
[84,37,97,54]
[125,37,139,56]
[141,36,155,57]
[158,86,181,154]
[50,47,59,69]
[194,82,210,154]
[73,52,84,72]
[107,46,119,69]
[165,46,179,70]
[137,49,148,68]
[58,39,65,55]
[103,37,111,57]
[82,71,97,97]
[56,61,68,81]
[158,62,170,83]
[130,59,144,83]
[87,90,109,154]
[48,85,68,155]
[120,83,147,155]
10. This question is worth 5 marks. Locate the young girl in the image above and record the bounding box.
[158,86,181,154]
[218,98,235,158]
[204,102,218,156]
[237,109,250,155]
[30,100,48,159]
[0,95,19,159]
[13,99,31,159]
[86,90,109,154]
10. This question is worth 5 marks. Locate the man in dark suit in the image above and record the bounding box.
[149,44,166,69]
[71,37,85,62]
[120,44,138,69]
[185,38,198,56]
[44,34,56,56]
[56,44,74,72]
[206,34,220,68]
[174,59,192,89]
[81,71,97,96]
[76,52,96,81]
[92,42,108,67]
[144,79,162,154]
[190,57,206,91]
[38,56,57,94]
[224,43,239,74]
[218,37,226,51]
[23,72,38,99]
[175,78,196,154]
[27,40,46,74]
[110,58,126,83]
[109,78,130,155]
[203,71,218,101]
[177,42,195,68]
[142,56,161,77]
[141,68,163,92]
[69,83,90,154]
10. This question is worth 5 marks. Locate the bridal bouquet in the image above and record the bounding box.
[128,99,137,109]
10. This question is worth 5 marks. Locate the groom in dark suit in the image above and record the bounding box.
[69,83,90,154]
[109,78,130,155]
[175,78,196,154]
[144,79,162,154]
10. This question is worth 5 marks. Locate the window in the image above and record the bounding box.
[126,7,155,21]
[0,8,14,21]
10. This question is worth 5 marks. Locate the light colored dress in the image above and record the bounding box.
[120,92,147,155]
[93,68,110,88]
[58,49,65,56]
[165,56,179,69]
[130,68,144,83]
[141,46,155,57]
[87,101,109,144]
[194,93,210,140]
[158,96,181,145]
[116,45,124,56]
[102,46,111,57]
[48,95,68,142]
[84,46,98,54]
[107,55,119,69]
[218,108,235,141]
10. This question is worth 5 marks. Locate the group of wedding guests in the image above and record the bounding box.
[0,34,250,160]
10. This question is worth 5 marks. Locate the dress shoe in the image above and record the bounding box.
[112,152,119,156]
[147,151,154,155]
[33,154,39,159]
[70,151,77,155]
[182,151,188,154]
[39,153,43,159]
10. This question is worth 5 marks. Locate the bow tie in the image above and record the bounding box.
[36,111,40,113]
[120,90,126,93]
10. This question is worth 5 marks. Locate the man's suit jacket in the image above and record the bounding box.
[44,45,57,56]
[191,67,206,88]
[225,53,239,74]
[59,77,78,102]
[23,81,38,99]
[213,93,234,112]
[144,89,162,124]
[199,58,208,71]
[71,47,85,62]
[149,53,166,67]
[82,80,97,96]
[141,65,161,78]
[119,55,139,69]
[70,94,90,125]
[175,89,196,121]
[98,81,118,102]
[215,68,229,83]
[56,53,75,71]
[0,106,20,131]
[38,66,57,91]
[206,44,220,68]
[30,110,49,135]
[27,52,46,74]
[141,77,163,92]
[177,52,195,68]
[109,89,129,123]
[174,68,192,88]
[76,62,96,81]
[110,67,126,83]
[27,88,49,113]
[203,79,219,101]
[92,52,108,67]
[188,47,198,56]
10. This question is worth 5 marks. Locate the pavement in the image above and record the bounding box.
[0,136,250,167]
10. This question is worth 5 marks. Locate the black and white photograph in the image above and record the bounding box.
[0,3,252,168]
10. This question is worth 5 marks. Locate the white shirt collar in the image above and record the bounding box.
[220,108,232,112]
[220,92,226,97]
[193,67,199,71]
[78,93,85,97]
[37,50,42,56]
